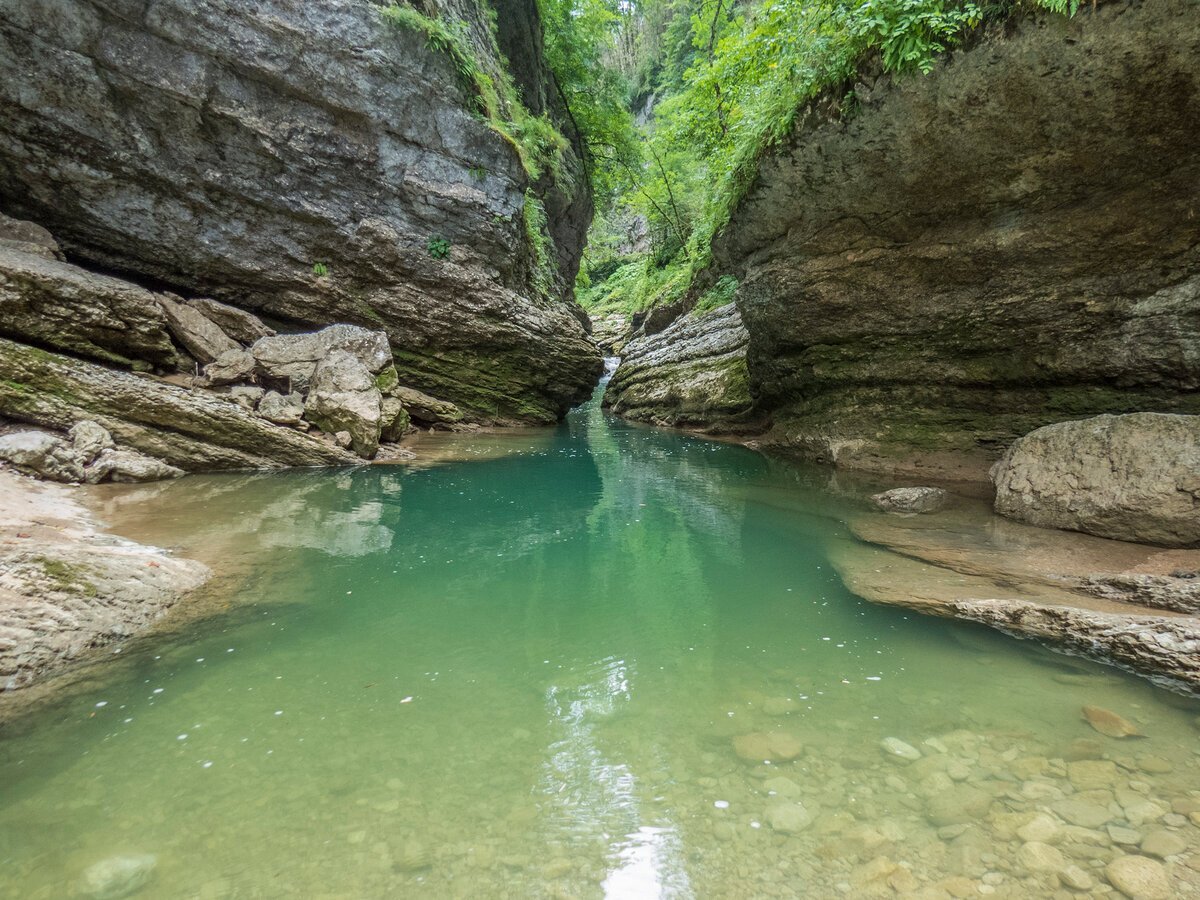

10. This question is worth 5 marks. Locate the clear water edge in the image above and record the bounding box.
[1,381,1197,898]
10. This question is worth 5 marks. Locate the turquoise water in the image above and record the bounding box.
[1,386,1198,898]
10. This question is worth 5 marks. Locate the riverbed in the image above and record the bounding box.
[1,387,1197,898]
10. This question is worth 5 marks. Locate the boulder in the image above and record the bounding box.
[85,448,184,483]
[80,853,157,900]
[0,246,179,368]
[380,395,410,443]
[68,420,114,464]
[158,295,239,364]
[204,349,257,386]
[185,297,275,344]
[303,350,382,458]
[0,430,85,482]
[257,391,305,426]
[227,385,265,411]
[1105,855,1172,900]
[391,385,464,427]
[871,487,947,514]
[992,414,1200,546]
[765,800,814,834]
[0,336,357,470]
[251,324,391,394]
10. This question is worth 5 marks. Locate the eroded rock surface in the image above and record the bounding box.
[991,414,1200,547]
[0,0,600,421]
[604,303,756,431]
[708,0,1200,477]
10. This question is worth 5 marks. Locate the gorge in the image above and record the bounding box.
[0,0,1198,897]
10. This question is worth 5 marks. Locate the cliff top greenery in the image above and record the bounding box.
[572,0,1080,315]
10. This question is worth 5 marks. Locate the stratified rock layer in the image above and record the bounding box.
[604,303,756,431]
[712,0,1200,478]
[992,414,1200,547]
[0,0,599,422]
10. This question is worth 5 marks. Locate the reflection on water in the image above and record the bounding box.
[1,387,1198,898]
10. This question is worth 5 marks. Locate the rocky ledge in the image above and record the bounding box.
[0,468,209,690]
[603,303,760,432]
[832,496,1200,692]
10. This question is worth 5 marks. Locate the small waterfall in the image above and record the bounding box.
[601,356,620,384]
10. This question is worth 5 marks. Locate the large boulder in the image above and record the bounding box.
[0,245,179,368]
[0,431,85,482]
[303,350,382,458]
[251,324,391,394]
[185,297,275,344]
[991,414,1200,547]
[158,295,239,365]
[85,448,184,484]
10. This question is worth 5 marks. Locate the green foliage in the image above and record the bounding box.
[469,165,488,181]
[693,274,738,313]
[522,191,557,300]
[427,236,451,259]
[312,261,329,277]
[579,0,1078,313]
[380,3,567,183]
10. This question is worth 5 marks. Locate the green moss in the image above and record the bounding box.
[32,556,99,598]
[374,365,400,394]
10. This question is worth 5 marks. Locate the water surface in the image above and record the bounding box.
[2,386,1198,898]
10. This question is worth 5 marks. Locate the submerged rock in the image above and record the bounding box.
[1081,705,1144,739]
[1105,854,1172,900]
[80,853,157,899]
[871,487,946,514]
[991,414,1200,547]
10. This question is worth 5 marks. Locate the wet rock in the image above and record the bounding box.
[391,385,463,427]
[86,449,184,483]
[1105,854,1172,900]
[68,421,114,464]
[185,298,275,344]
[1051,799,1114,829]
[379,395,410,443]
[159,294,239,364]
[80,853,156,899]
[204,349,257,386]
[871,487,947,514]
[992,414,1200,547]
[1059,864,1094,891]
[1067,759,1119,791]
[1016,813,1063,845]
[1015,841,1065,874]
[1108,825,1143,846]
[1082,705,1144,739]
[880,737,922,762]
[252,325,391,395]
[0,430,84,482]
[303,350,382,458]
[763,776,802,798]
[1140,829,1187,859]
[766,800,814,834]
[257,391,305,426]
[732,731,803,763]
[925,785,992,826]
[393,840,430,872]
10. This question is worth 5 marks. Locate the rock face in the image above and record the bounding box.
[604,303,757,431]
[704,0,1200,478]
[992,414,1200,547]
[0,337,358,471]
[0,0,600,422]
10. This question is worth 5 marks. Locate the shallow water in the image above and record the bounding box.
[2,387,1198,898]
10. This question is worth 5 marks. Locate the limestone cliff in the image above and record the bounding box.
[609,0,1200,479]
[0,0,601,425]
